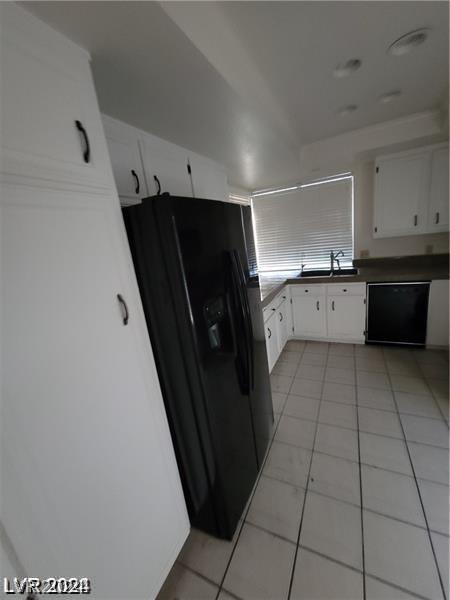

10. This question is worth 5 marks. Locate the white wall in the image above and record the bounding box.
[354,160,449,258]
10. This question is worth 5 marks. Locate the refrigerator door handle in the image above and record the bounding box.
[233,250,255,392]
[228,252,251,394]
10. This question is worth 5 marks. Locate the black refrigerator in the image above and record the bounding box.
[123,194,274,540]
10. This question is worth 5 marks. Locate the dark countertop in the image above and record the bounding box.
[260,254,449,307]
[353,253,449,269]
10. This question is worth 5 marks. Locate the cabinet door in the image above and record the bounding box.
[189,153,229,202]
[428,147,449,233]
[265,312,279,372]
[327,295,366,342]
[1,185,189,598]
[426,280,449,347]
[1,4,111,191]
[276,299,289,352]
[292,295,327,339]
[103,119,147,206]
[281,289,293,339]
[140,136,193,197]
[374,150,429,238]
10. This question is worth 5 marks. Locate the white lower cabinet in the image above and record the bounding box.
[292,286,327,339]
[327,294,366,342]
[265,311,279,372]
[277,298,289,352]
[292,283,366,343]
[292,295,327,339]
[264,283,366,372]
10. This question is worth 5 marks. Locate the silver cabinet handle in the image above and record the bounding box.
[316,300,320,311]
[414,214,418,226]
[332,300,335,311]
[279,312,283,322]
[267,327,272,339]
[436,212,440,224]
[117,294,129,325]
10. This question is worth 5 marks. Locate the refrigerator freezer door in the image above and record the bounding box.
[162,197,262,536]
[227,205,274,466]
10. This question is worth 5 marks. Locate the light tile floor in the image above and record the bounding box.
[158,341,449,600]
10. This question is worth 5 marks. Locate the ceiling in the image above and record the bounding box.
[22,1,449,190]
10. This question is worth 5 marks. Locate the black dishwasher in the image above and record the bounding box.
[366,282,430,347]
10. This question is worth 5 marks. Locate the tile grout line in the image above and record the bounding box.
[258,470,444,535]
[216,344,447,600]
[353,346,367,600]
[414,357,449,426]
[382,348,447,600]
[277,406,449,450]
[215,341,307,600]
[271,438,447,487]
[286,343,330,600]
[281,377,447,424]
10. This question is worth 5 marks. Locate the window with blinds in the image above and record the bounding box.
[252,176,353,274]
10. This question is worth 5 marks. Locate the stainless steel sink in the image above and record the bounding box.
[298,268,358,278]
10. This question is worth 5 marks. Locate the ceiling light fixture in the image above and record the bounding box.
[388,28,429,56]
[379,90,402,104]
[333,58,362,78]
[337,104,358,116]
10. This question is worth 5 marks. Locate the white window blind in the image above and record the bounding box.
[252,176,353,274]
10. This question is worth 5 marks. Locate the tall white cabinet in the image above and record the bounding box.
[1,5,189,598]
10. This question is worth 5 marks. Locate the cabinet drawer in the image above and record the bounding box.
[291,285,325,297]
[326,283,366,296]
[263,304,278,322]
[263,290,288,321]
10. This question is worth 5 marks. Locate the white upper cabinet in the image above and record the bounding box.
[428,147,449,233]
[0,4,112,192]
[140,136,193,198]
[102,116,230,205]
[373,143,449,238]
[373,148,430,238]
[103,116,147,205]
[188,153,229,202]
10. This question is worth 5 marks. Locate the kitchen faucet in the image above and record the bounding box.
[330,250,344,274]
